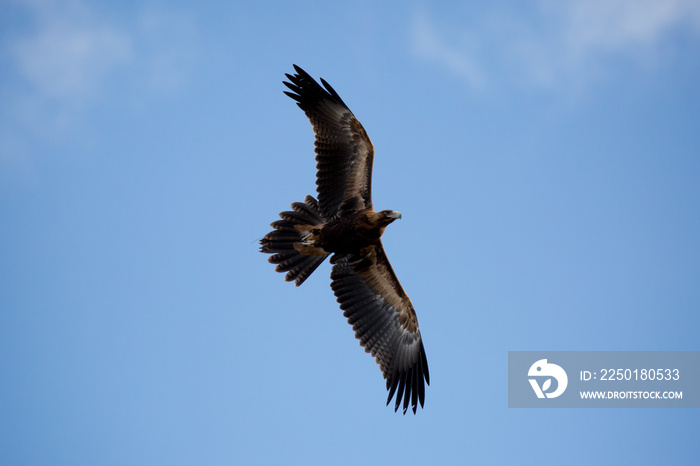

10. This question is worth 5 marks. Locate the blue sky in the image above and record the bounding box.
[2,0,700,464]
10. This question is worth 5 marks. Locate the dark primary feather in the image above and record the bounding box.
[330,244,429,414]
[283,65,374,220]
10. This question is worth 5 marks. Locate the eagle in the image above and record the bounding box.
[260,65,429,414]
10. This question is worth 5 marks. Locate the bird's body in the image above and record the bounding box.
[260,65,429,414]
[304,209,401,254]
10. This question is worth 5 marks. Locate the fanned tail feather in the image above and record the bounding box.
[260,195,329,286]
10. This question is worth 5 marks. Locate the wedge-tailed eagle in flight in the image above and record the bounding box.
[260,65,429,414]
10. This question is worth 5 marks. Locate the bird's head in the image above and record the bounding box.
[379,210,402,225]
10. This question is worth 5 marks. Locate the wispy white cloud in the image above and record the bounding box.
[0,0,196,167]
[136,9,196,93]
[411,0,700,92]
[412,11,487,90]
[12,0,132,100]
[557,0,700,51]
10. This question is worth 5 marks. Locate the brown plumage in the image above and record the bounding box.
[260,65,429,414]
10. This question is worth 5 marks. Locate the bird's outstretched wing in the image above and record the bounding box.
[283,65,374,219]
[330,243,429,414]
